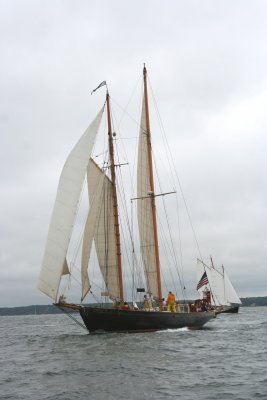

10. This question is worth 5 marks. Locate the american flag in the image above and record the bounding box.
[196,271,209,290]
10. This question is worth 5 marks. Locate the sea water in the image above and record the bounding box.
[0,307,266,400]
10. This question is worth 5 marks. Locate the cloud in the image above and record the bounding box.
[1,0,266,306]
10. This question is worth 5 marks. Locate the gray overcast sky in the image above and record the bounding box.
[1,0,266,306]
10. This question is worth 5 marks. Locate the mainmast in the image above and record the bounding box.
[106,92,124,304]
[143,65,163,309]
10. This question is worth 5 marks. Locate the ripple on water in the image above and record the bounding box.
[0,308,267,400]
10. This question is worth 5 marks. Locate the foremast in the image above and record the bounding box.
[143,65,163,310]
[106,92,124,305]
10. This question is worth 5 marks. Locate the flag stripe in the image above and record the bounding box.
[197,271,209,290]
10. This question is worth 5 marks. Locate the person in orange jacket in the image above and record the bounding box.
[166,291,176,312]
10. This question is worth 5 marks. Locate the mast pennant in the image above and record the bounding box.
[91,81,107,95]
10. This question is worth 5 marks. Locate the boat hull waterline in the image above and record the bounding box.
[221,305,240,314]
[79,307,216,333]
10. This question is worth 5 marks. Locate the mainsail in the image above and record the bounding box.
[137,96,159,298]
[81,159,120,301]
[38,107,104,301]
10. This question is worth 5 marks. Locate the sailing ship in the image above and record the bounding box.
[197,257,242,313]
[38,66,215,333]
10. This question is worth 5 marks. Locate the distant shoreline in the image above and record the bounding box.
[0,297,266,316]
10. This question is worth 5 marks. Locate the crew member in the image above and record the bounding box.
[121,302,129,310]
[143,295,152,310]
[166,291,176,312]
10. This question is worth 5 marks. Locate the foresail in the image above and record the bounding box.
[137,97,158,298]
[81,159,120,301]
[224,272,242,304]
[81,160,105,300]
[38,107,104,301]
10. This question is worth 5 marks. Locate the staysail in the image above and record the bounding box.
[137,96,159,298]
[81,159,120,301]
[38,107,104,301]
[224,271,242,305]
[81,159,106,300]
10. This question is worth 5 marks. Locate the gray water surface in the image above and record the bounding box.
[1,307,266,399]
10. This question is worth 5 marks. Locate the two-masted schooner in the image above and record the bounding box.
[38,66,215,333]
[197,258,242,314]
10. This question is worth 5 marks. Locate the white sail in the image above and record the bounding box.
[206,267,225,306]
[81,159,120,301]
[81,160,106,300]
[197,261,241,306]
[38,107,104,301]
[224,272,242,305]
[137,97,158,298]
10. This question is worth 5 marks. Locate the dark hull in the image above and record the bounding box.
[79,307,215,333]
[215,305,240,315]
[222,305,240,314]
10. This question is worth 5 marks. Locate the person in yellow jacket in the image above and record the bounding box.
[166,291,176,312]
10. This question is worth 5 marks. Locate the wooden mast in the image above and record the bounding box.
[106,92,124,305]
[143,65,163,310]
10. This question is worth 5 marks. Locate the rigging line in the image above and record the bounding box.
[150,147,186,286]
[197,258,224,277]
[99,112,108,169]
[159,197,187,300]
[69,165,109,278]
[88,279,107,304]
[66,167,110,291]
[58,306,88,331]
[130,199,138,301]
[161,200,186,298]
[151,144,186,295]
[111,108,140,273]
[113,108,139,131]
[116,181,138,294]
[156,218,177,292]
[92,149,109,159]
[101,179,107,295]
[110,131,134,290]
[149,80,203,262]
[110,74,142,128]
[130,85,143,201]
[109,97,137,202]
[131,201,145,299]
[164,194,186,296]
[110,86,143,211]
[111,112,130,169]
[113,136,139,140]
[147,77,177,186]
[69,178,87,272]
[153,184,185,295]
[174,192,185,287]
[158,221,175,291]
[129,206,145,301]
[116,161,136,255]
[60,267,82,300]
